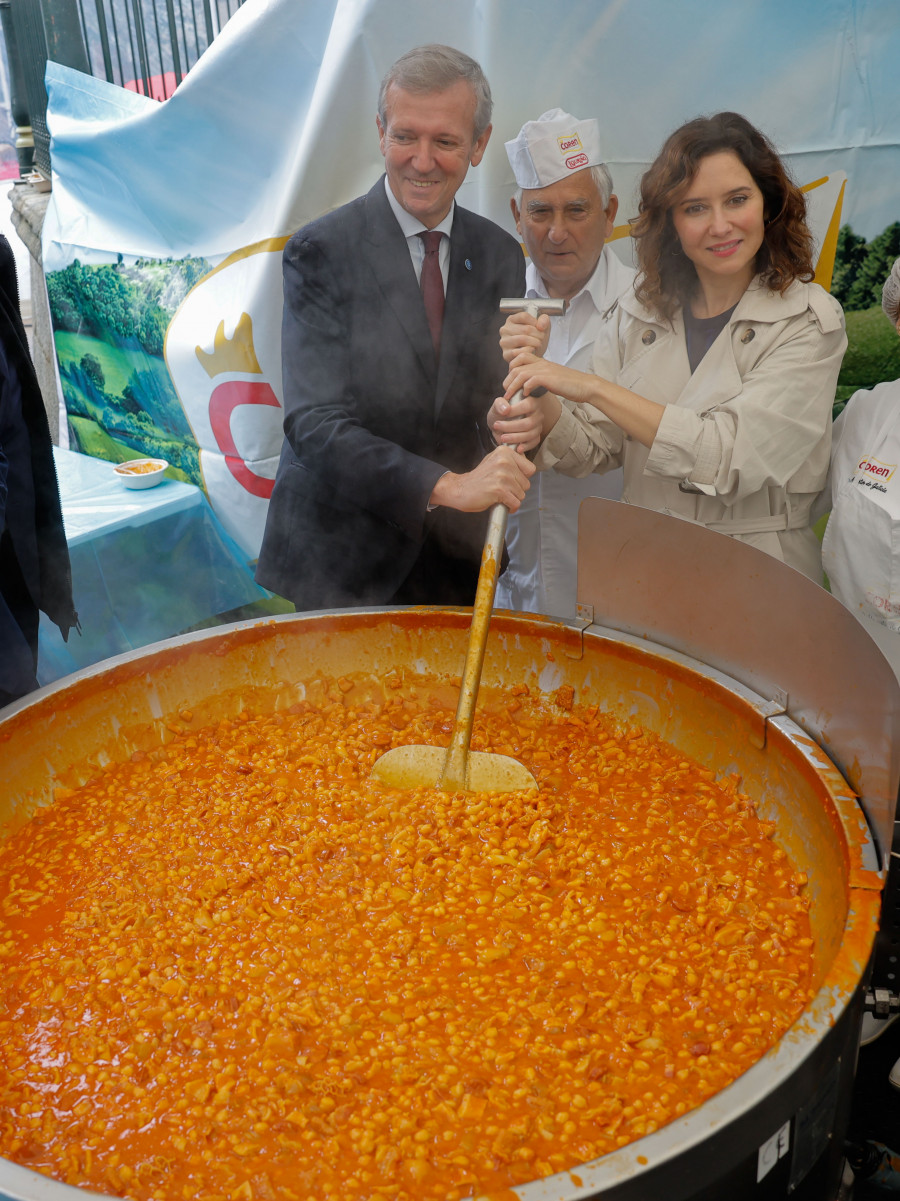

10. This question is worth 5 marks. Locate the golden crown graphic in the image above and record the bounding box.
[195,312,263,379]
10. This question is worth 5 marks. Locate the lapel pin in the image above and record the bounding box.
[465,259,472,271]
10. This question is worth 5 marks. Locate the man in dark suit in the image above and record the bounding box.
[0,234,77,706]
[256,44,533,609]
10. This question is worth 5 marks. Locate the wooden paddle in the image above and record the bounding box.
[371,503,536,792]
[371,296,568,792]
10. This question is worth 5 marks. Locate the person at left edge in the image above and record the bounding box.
[256,44,533,609]
[0,233,77,707]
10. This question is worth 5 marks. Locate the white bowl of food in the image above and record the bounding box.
[113,458,169,489]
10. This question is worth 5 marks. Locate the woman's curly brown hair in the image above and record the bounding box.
[632,112,815,322]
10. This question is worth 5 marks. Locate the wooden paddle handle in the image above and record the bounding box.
[439,503,507,790]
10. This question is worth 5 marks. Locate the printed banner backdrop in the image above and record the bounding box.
[41,0,900,559]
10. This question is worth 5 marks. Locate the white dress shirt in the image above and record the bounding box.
[495,243,635,619]
[384,176,452,292]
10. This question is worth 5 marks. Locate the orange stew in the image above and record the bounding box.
[0,674,815,1201]
[118,461,162,475]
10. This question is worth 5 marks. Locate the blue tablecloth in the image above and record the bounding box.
[38,448,268,683]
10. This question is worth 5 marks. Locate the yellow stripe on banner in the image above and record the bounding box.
[197,235,293,286]
[810,177,846,293]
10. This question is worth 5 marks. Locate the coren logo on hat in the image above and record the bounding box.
[557,133,583,154]
[566,152,589,171]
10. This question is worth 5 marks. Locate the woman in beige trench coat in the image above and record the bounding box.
[490,112,847,581]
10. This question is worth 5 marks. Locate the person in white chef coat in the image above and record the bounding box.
[814,255,900,683]
[817,259,900,1083]
[494,109,634,619]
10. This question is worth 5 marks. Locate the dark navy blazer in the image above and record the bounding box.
[256,178,525,609]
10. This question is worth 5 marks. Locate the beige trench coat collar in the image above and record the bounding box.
[614,275,842,414]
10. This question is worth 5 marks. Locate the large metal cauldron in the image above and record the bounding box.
[1,503,898,1201]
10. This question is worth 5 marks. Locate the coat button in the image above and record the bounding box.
[741,328,756,343]
[642,329,656,345]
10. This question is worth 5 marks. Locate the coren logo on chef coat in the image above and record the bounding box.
[858,454,896,482]
[557,133,583,154]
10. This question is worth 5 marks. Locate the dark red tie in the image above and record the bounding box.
[418,230,444,356]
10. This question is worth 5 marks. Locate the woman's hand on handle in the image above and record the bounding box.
[502,355,666,451]
[503,357,599,408]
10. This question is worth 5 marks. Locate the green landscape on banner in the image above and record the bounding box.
[46,255,211,477]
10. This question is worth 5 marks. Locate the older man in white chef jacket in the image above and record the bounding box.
[495,109,634,619]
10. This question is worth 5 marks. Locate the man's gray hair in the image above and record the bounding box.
[378,44,493,141]
[515,164,614,211]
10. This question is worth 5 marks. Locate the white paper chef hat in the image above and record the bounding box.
[505,108,604,189]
